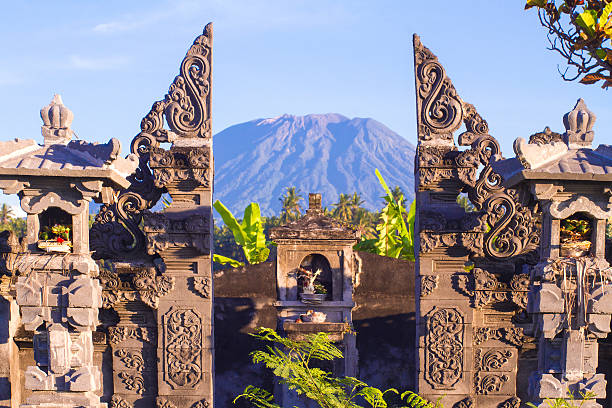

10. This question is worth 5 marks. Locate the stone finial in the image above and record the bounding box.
[40,94,74,144]
[307,193,322,214]
[563,99,595,149]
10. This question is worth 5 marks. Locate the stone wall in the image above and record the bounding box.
[213,252,415,407]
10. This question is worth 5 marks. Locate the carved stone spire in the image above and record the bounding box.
[40,94,73,145]
[307,193,322,215]
[563,98,595,149]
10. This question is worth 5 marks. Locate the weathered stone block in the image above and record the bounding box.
[21,306,50,330]
[24,366,54,390]
[587,314,611,337]
[64,307,98,331]
[48,325,72,375]
[531,283,564,314]
[65,366,101,392]
[65,276,102,308]
[16,275,43,306]
[588,284,612,314]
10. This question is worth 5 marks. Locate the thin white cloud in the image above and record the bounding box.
[68,55,129,71]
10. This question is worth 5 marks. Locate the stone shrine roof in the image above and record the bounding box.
[269,193,360,241]
[492,99,612,186]
[0,95,138,188]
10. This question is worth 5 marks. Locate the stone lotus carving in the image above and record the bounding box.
[90,24,213,260]
[163,308,203,389]
[425,307,464,388]
[563,98,595,148]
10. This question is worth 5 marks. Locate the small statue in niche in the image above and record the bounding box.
[560,214,592,258]
[297,267,327,304]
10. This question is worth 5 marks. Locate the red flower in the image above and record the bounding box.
[56,237,64,243]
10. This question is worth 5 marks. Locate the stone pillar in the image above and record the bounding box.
[146,143,213,408]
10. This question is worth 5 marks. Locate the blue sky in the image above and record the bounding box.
[0,1,611,211]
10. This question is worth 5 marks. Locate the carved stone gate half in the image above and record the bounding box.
[90,24,214,408]
[414,35,612,408]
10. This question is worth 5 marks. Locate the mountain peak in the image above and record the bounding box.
[214,114,415,215]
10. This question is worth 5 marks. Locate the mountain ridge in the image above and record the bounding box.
[213,113,415,216]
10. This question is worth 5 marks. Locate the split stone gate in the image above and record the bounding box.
[0,22,610,408]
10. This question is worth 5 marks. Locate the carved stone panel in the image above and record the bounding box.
[425,307,464,389]
[162,307,203,390]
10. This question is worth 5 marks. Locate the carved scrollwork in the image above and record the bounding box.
[108,326,156,346]
[453,397,474,408]
[116,349,145,371]
[118,372,145,394]
[414,35,463,143]
[425,307,464,388]
[499,397,521,408]
[163,308,203,389]
[90,24,213,260]
[420,275,439,297]
[156,398,178,408]
[529,127,563,145]
[132,268,175,309]
[474,372,509,395]
[473,327,524,347]
[192,277,210,298]
[110,395,133,408]
[474,348,513,371]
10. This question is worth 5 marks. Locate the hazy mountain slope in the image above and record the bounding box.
[213,113,415,215]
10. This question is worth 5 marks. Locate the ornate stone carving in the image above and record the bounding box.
[425,307,464,388]
[499,397,521,408]
[143,212,210,256]
[514,136,568,170]
[453,397,474,408]
[563,98,595,149]
[473,327,524,347]
[474,348,513,371]
[474,372,509,395]
[118,371,145,394]
[108,326,156,346]
[116,349,145,371]
[420,275,439,297]
[156,398,178,408]
[90,24,213,260]
[192,399,209,408]
[192,276,210,298]
[163,308,203,389]
[110,395,133,408]
[528,127,563,145]
[414,35,463,145]
[149,147,211,188]
[132,268,175,309]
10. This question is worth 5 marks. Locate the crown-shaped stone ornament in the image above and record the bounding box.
[40,94,74,144]
[563,98,595,149]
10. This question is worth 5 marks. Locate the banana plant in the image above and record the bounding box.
[354,169,415,261]
[213,200,271,267]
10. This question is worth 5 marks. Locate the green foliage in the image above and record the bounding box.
[279,187,304,223]
[354,169,415,261]
[525,0,612,88]
[456,194,475,212]
[0,204,25,239]
[234,327,438,408]
[213,200,271,267]
[526,390,596,408]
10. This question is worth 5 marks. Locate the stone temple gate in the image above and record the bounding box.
[0,21,610,408]
[413,35,612,408]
